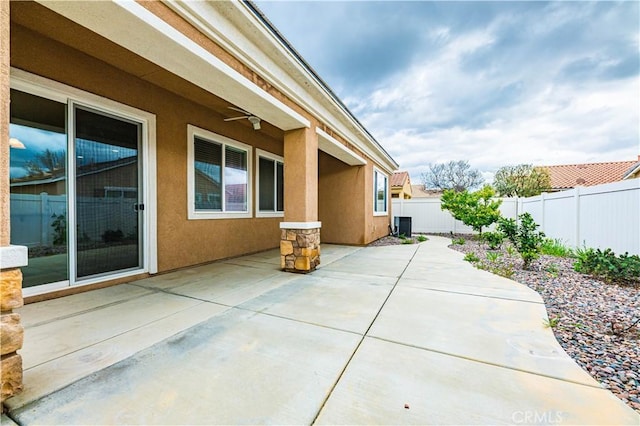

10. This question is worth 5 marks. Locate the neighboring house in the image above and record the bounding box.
[0,0,401,399]
[390,171,412,199]
[410,185,444,198]
[543,157,639,191]
[622,156,640,180]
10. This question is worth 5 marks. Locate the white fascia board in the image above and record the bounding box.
[167,1,398,174]
[316,128,366,166]
[37,0,309,131]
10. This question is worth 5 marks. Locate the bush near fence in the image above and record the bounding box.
[392,179,639,256]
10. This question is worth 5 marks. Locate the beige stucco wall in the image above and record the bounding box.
[1,0,10,247]
[318,152,392,246]
[318,151,366,244]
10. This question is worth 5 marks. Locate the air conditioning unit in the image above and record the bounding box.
[393,216,412,237]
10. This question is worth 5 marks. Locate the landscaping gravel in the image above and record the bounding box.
[444,235,639,414]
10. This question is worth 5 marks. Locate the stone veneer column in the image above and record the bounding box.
[281,128,321,273]
[0,263,25,404]
[280,222,321,273]
[1,0,26,405]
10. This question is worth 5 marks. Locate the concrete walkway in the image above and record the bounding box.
[3,237,638,425]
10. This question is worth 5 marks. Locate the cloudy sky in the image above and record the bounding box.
[255,1,639,183]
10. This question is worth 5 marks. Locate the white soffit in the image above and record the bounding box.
[317,128,366,166]
[37,0,309,131]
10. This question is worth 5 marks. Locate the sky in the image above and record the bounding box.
[255,1,640,184]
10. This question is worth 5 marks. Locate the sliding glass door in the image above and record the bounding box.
[9,88,145,290]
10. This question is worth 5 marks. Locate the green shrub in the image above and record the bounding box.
[574,248,640,284]
[486,251,502,262]
[452,237,466,245]
[543,315,561,328]
[464,252,480,263]
[441,186,502,235]
[490,264,515,279]
[540,238,574,257]
[401,238,415,245]
[482,231,504,250]
[416,235,428,242]
[498,213,545,270]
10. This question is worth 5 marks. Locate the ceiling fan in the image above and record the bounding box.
[224,106,261,130]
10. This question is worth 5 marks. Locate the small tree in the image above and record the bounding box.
[498,213,545,269]
[493,164,551,197]
[422,160,484,192]
[441,185,502,235]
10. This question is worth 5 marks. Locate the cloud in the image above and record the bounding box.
[257,1,639,182]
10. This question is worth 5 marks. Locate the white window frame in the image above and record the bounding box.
[187,124,252,219]
[255,149,284,218]
[373,167,389,216]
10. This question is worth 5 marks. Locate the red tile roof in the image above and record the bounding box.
[391,171,410,187]
[543,159,638,190]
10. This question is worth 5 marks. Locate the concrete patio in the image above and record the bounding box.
[2,236,638,425]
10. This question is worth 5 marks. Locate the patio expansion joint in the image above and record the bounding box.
[398,282,545,305]
[24,289,160,329]
[23,299,211,372]
[367,335,605,390]
[230,306,364,337]
[310,244,422,425]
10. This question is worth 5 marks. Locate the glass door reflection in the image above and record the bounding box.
[9,90,69,287]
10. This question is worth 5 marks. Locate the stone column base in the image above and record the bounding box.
[279,222,321,273]
[1,246,27,404]
[1,268,25,403]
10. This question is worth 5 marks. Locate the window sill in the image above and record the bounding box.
[188,211,253,220]
[373,212,389,217]
[256,211,285,218]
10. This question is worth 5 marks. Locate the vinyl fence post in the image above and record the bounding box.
[574,187,580,249]
[40,192,49,246]
[540,192,546,233]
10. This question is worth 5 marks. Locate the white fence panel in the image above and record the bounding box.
[578,182,639,255]
[519,179,639,255]
[540,192,576,245]
[391,197,516,234]
[10,193,66,247]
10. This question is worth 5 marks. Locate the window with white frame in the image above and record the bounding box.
[374,169,388,215]
[188,125,252,219]
[256,149,284,216]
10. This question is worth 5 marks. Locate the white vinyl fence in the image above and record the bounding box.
[10,193,66,247]
[391,179,640,255]
[392,197,518,234]
[519,179,639,256]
